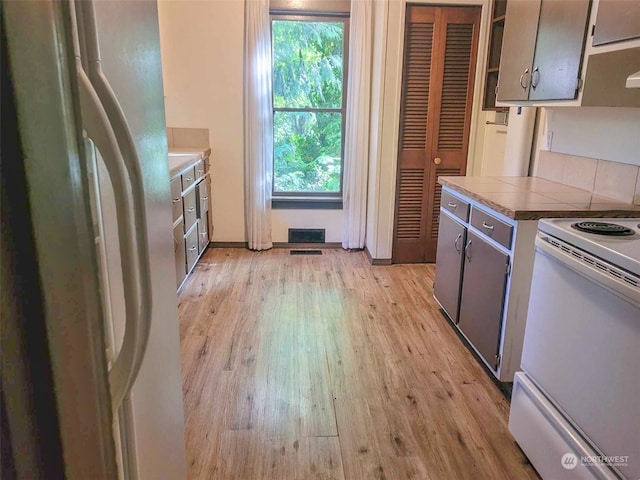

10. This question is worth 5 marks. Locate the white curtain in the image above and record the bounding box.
[244,0,273,251]
[342,0,373,250]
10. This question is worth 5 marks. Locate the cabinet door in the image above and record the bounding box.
[458,231,509,370]
[183,189,197,233]
[434,211,466,323]
[173,222,186,289]
[198,216,209,254]
[185,226,199,274]
[197,178,209,218]
[170,177,182,223]
[497,0,541,101]
[528,0,590,100]
[593,0,640,46]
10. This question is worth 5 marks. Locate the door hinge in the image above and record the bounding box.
[495,354,501,369]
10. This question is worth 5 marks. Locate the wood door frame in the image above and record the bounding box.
[391,2,484,263]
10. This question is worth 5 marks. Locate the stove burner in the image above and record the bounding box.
[571,221,635,236]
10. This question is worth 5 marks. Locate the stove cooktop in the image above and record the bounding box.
[538,218,640,277]
[571,221,636,237]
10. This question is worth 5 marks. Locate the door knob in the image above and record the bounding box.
[434,157,442,165]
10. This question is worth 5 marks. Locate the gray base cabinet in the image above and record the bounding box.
[433,211,466,324]
[457,231,509,370]
[171,154,212,290]
[434,187,538,382]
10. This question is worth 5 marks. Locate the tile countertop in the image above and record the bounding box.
[168,147,211,178]
[438,176,640,220]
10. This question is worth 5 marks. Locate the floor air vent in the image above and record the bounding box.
[288,228,325,243]
[290,250,322,255]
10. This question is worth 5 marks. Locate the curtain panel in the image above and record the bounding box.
[342,0,373,250]
[244,0,274,251]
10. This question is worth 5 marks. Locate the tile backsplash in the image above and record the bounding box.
[166,127,210,149]
[537,151,640,205]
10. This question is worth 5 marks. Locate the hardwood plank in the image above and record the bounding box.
[178,248,539,479]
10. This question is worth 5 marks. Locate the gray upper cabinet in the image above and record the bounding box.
[496,0,541,101]
[497,0,590,102]
[592,0,640,46]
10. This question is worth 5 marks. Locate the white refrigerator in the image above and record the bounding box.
[4,1,187,478]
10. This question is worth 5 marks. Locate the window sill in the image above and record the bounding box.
[272,196,343,210]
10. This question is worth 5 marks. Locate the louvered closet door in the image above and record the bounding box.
[393,6,480,264]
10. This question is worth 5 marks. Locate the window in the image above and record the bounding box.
[271,14,348,201]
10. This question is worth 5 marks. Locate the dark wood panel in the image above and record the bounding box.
[393,5,480,264]
[400,22,434,150]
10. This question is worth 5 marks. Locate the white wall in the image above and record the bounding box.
[544,107,640,166]
[158,0,245,242]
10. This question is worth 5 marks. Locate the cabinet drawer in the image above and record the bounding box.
[441,190,469,222]
[185,226,198,273]
[195,160,204,182]
[197,179,209,218]
[181,166,196,191]
[170,177,182,223]
[183,188,197,233]
[470,207,513,249]
[174,222,186,289]
[198,217,209,254]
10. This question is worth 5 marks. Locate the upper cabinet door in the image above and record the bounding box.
[528,0,591,100]
[496,0,541,102]
[592,0,640,46]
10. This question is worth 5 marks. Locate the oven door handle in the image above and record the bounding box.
[535,234,640,307]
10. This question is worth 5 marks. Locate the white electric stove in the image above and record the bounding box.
[509,218,640,480]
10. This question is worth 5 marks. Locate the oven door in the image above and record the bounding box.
[520,233,640,480]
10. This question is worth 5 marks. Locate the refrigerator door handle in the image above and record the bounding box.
[76,65,148,412]
[75,0,153,411]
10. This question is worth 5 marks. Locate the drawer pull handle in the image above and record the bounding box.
[185,177,193,182]
[454,233,462,253]
[465,240,472,260]
[447,202,457,209]
[482,221,494,231]
[172,198,180,203]
[189,246,197,251]
[202,196,208,200]
[187,207,196,213]
[201,232,207,237]
[198,169,204,174]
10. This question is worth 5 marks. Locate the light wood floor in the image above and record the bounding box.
[177,248,539,480]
